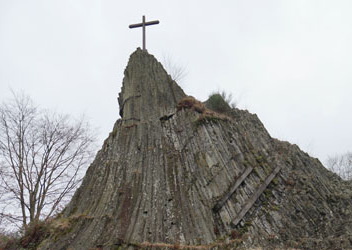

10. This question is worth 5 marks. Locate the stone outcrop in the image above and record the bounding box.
[40,48,352,249]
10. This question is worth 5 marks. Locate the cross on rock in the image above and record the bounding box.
[129,15,160,51]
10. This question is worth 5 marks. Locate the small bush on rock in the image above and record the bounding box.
[205,91,236,114]
[20,221,51,249]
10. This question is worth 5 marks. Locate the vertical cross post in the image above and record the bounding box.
[142,15,146,50]
[129,15,159,51]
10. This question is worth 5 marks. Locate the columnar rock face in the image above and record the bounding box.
[41,49,352,249]
[118,49,185,122]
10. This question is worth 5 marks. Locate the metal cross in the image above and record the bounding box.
[129,15,159,51]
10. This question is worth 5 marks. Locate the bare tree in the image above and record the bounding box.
[325,152,352,181]
[0,92,95,230]
[162,54,188,83]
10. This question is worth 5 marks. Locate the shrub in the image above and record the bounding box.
[0,233,20,250]
[205,91,236,114]
[20,221,51,249]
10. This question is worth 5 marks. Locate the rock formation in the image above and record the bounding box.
[40,48,352,249]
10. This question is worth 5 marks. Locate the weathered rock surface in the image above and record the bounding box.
[40,48,352,249]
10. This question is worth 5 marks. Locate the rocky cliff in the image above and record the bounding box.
[40,48,352,249]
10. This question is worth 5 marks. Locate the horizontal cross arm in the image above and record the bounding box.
[129,20,160,29]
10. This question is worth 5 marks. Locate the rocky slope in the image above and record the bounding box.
[40,48,352,249]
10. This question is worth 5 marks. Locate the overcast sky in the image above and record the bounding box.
[1,0,351,164]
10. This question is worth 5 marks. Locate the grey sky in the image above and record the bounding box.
[1,0,351,163]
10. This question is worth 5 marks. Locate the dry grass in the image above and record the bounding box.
[49,217,71,233]
[177,96,230,126]
[139,238,244,249]
[177,96,206,113]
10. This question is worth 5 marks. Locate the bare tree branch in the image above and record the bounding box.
[162,54,188,83]
[326,152,352,181]
[0,92,95,230]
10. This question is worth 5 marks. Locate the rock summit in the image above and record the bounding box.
[41,49,352,249]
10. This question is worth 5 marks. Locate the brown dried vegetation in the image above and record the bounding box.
[177,96,205,113]
[177,96,230,126]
